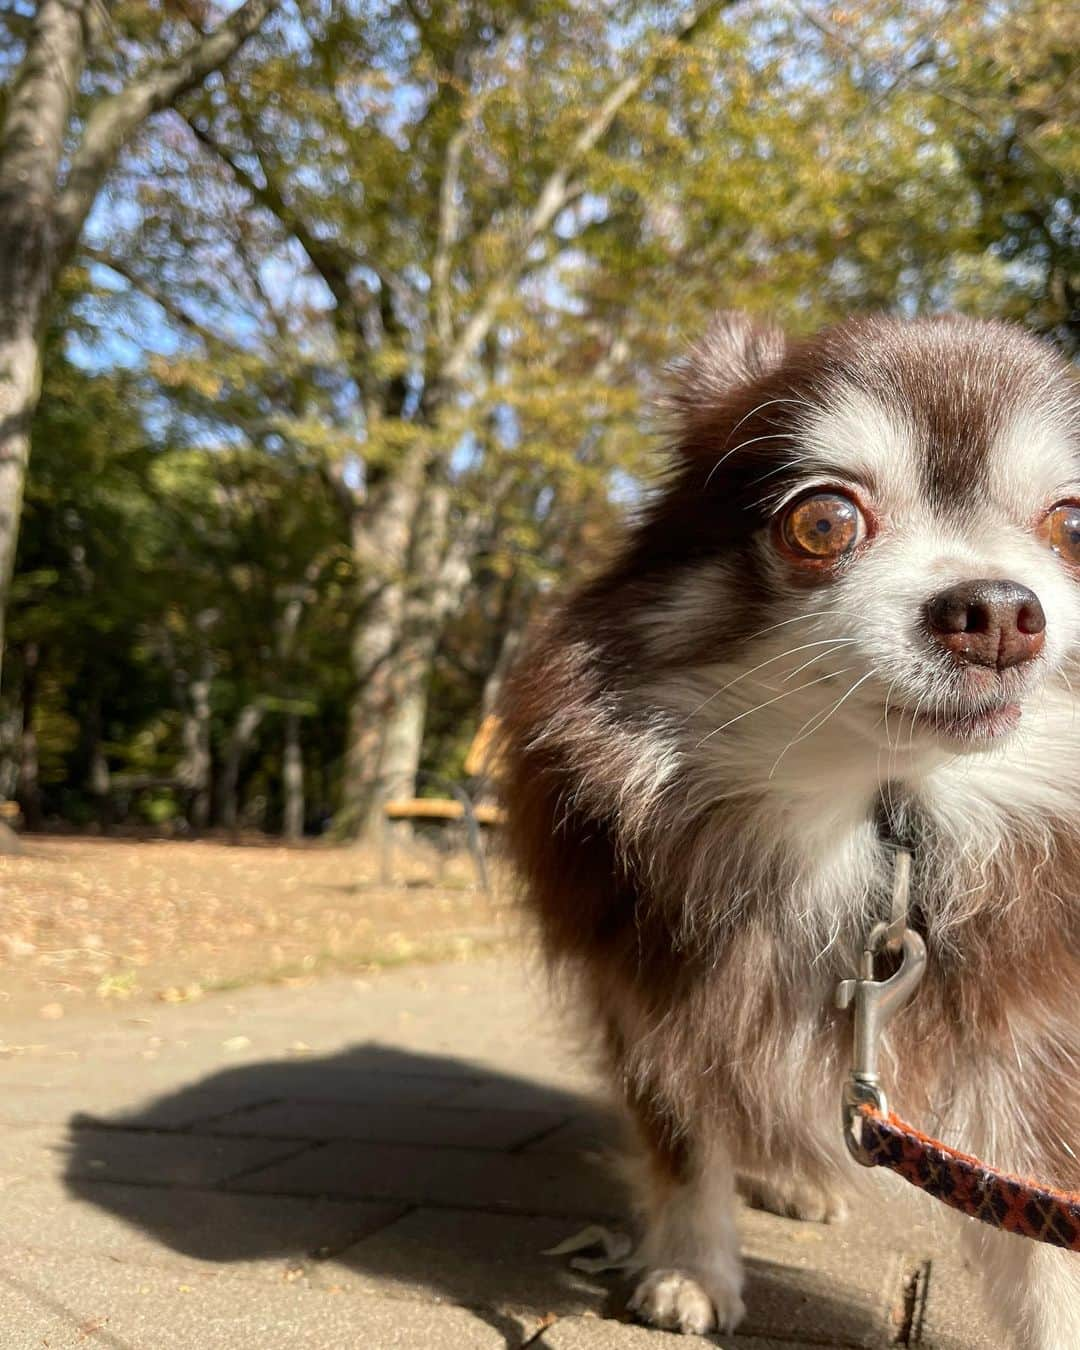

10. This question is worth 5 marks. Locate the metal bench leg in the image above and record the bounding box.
[463,811,490,894]
[380,808,392,886]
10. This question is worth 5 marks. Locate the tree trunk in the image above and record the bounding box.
[0,328,41,675]
[176,653,214,831]
[0,3,270,853]
[372,627,439,823]
[282,712,304,842]
[0,0,272,688]
[16,641,42,830]
[89,740,112,833]
[219,701,264,835]
[78,678,112,831]
[480,584,533,719]
[0,696,22,801]
[0,691,21,850]
[0,0,89,683]
[324,4,710,841]
[340,577,406,834]
[338,445,429,836]
[326,9,680,838]
[350,475,473,839]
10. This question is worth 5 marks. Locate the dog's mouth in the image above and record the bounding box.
[883,695,1023,745]
[912,700,1022,743]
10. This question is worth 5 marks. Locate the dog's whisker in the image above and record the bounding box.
[780,641,857,682]
[695,668,851,747]
[906,692,929,757]
[682,638,856,722]
[768,670,878,779]
[728,609,865,648]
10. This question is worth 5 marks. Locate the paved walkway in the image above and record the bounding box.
[0,957,1003,1348]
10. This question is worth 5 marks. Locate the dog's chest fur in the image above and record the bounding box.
[602,829,1075,1212]
[644,795,1078,1189]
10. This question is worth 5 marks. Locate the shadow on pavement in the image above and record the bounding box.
[63,1044,902,1348]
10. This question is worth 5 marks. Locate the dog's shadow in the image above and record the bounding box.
[62,1044,913,1348]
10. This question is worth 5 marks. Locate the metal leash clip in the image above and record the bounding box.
[835,848,927,1165]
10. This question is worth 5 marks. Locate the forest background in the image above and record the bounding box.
[0,0,1075,843]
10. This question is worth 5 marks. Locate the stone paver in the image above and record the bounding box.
[204,1097,567,1150]
[323,1206,609,1313]
[68,1125,302,1187]
[0,957,1012,1348]
[533,1317,828,1349]
[522,1113,621,1155]
[0,1271,85,1350]
[738,1208,907,1348]
[916,1256,1003,1350]
[227,1137,626,1217]
[0,1245,524,1349]
[438,1078,608,1114]
[2,1178,403,1272]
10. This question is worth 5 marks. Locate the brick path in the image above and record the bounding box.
[0,958,1004,1347]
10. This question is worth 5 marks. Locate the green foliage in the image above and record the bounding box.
[5,303,354,827]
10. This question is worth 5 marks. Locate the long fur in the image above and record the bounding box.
[499,313,1080,1345]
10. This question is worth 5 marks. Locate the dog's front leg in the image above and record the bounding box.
[624,1117,745,1335]
[964,1221,1080,1350]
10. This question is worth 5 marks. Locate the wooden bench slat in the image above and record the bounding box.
[384,798,464,820]
[470,804,505,826]
[383,798,505,826]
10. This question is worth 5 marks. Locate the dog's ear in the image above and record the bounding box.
[665,311,787,425]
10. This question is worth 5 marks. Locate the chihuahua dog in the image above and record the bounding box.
[499,314,1080,1348]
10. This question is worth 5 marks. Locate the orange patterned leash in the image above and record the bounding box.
[856,1105,1080,1250]
[835,850,1079,1251]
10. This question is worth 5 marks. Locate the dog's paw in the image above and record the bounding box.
[627,1267,745,1335]
[739,1174,847,1224]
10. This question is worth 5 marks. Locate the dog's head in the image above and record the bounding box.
[614,313,1080,801]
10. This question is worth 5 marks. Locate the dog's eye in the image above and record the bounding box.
[779,492,864,561]
[1040,502,1080,566]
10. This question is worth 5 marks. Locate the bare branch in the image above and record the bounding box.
[52,0,275,268]
[792,2,1063,179]
[187,117,356,312]
[185,117,416,332]
[185,115,427,416]
[431,20,526,353]
[80,245,225,347]
[232,229,290,343]
[433,2,733,397]
[432,124,467,350]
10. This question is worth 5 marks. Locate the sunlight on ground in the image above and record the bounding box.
[0,836,520,1019]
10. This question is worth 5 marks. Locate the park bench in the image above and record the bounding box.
[380,716,504,891]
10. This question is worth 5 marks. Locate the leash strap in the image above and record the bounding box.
[838,846,1080,1253]
[856,1104,1080,1251]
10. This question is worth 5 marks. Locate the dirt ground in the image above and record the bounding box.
[0,833,521,1024]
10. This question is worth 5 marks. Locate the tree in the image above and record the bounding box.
[939,0,1078,348]
[6,317,354,836]
[0,0,274,689]
[91,1,743,836]
[7,300,167,829]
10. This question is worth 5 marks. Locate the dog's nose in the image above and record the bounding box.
[925,580,1046,670]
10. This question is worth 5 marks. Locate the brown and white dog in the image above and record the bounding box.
[499,314,1080,1348]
